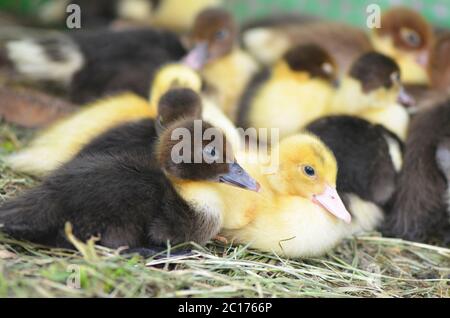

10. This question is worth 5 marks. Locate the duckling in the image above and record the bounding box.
[328,52,412,140]
[184,8,259,119]
[217,133,364,258]
[6,64,240,177]
[385,101,450,244]
[37,0,222,32]
[236,44,338,140]
[241,7,433,84]
[0,118,258,251]
[306,115,403,232]
[370,6,434,85]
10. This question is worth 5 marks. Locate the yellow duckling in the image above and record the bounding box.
[175,133,359,258]
[184,8,259,119]
[6,64,240,176]
[328,52,413,140]
[236,44,338,140]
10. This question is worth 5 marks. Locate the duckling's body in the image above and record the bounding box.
[386,101,450,244]
[306,115,403,233]
[201,48,259,119]
[237,45,337,140]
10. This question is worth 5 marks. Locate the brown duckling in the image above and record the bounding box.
[0,118,258,253]
[385,101,450,245]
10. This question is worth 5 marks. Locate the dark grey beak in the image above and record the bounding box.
[332,78,341,88]
[397,86,416,108]
[218,162,261,192]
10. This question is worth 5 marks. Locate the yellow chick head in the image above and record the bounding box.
[273,44,339,86]
[149,63,202,110]
[267,133,351,224]
[370,6,434,84]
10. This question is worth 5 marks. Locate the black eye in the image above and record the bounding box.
[215,29,229,40]
[210,147,216,157]
[303,165,315,177]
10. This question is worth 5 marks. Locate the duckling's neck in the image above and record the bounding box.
[201,47,259,119]
[330,78,396,114]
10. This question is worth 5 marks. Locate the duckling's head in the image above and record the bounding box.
[273,44,339,87]
[267,133,351,223]
[156,88,203,135]
[183,8,237,70]
[371,6,434,84]
[149,63,202,108]
[342,52,414,110]
[428,33,450,92]
[157,119,260,192]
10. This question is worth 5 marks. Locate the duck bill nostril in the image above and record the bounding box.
[218,162,261,192]
[182,42,209,71]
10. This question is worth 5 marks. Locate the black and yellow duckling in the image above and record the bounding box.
[236,44,338,140]
[37,0,222,32]
[385,101,450,245]
[241,6,434,84]
[0,118,258,252]
[306,115,403,233]
[328,52,413,140]
[6,63,240,177]
[184,8,259,119]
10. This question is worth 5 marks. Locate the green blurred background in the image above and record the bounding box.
[1,0,449,28]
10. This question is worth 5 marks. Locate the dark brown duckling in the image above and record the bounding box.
[385,101,450,245]
[0,118,259,253]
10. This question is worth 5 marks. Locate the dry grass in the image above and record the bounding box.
[0,122,449,298]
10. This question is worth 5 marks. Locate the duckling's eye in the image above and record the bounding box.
[390,72,400,83]
[302,165,316,177]
[204,146,219,161]
[214,29,229,41]
[400,28,421,48]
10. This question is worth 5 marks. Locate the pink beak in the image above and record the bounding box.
[312,185,352,224]
[182,42,209,71]
[416,51,429,67]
